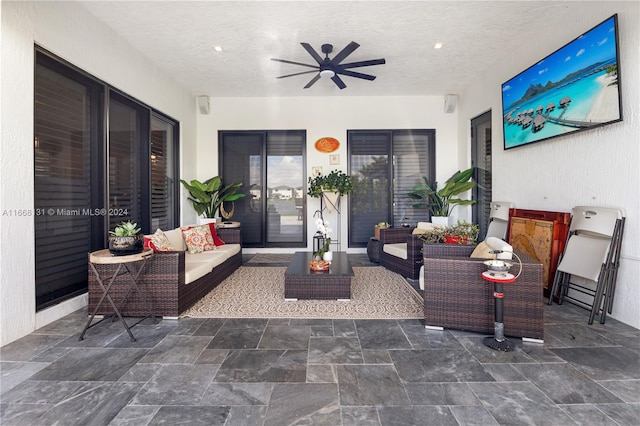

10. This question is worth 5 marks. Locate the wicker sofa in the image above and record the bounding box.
[422,243,544,341]
[88,226,242,318]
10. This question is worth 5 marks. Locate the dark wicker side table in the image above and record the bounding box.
[367,238,381,263]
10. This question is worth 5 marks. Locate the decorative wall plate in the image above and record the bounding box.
[315,137,340,153]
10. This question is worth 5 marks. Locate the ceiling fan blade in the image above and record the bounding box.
[300,42,324,64]
[330,41,360,65]
[277,70,320,79]
[339,58,386,69]
[334,69,377,81]
[303,74,321,89]
[270,58,318,70]
[331,74,347,90]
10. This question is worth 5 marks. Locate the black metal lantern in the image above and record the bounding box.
[313,231,326,255]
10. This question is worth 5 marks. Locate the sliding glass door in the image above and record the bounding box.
[348,129,435,247]
[33,48,179,310]
[220,130,306,248]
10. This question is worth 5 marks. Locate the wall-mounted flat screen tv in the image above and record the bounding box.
[501,14,622,150]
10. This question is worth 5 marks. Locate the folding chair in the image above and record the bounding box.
[485,201,514,240]
[547,206,625,324]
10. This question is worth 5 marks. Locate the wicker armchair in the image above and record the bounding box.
[378,227,424,280]
[422,244,544,341]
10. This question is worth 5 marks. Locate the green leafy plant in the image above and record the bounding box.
[415,220,479,245]
[180,176,246,218]
[407,167,476,217]
[307,169,354,198]
[109,220,141,237]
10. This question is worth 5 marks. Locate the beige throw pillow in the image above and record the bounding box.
[469,241,494,259]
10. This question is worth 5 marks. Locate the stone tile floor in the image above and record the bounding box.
[1,256,639,425]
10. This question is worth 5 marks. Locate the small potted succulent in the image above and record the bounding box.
[108,220,144,256]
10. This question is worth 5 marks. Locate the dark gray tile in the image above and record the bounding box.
[35,382,141,426]
[310,325,334,336]
[308,337,364,364]
[167,317,205,335]
[390,349,494,383]
[138,335,212,363]
[106,323,177,348]
[482,363,528,381]
[26,346,74,363]
[107,405,160,426]
[132,364,218,405]
[449,406,500,425]
[148,405,230,425]
[192,317,227,336]
[333,319,357,337]
[289,318,333,327]
[0,334,67,361]
[544,323,618,348]
[117,363,162,383]
[559,404,619,426]
[515,363,623,404]
[214,349,307,382]
[594,402,640,426]
[225,406,268,426]
[469,381,578,425]
[0,361,50,395]
[206,318,268,349]
[377,405,458,426]
[258,325,311,349]
[195,348,229,364]
[355,320,411,349]
[307,364,337,382]
[362,349,392,364]
[200,382,273,405]
[551,346,640,380]
[401,325,465,350]
[598,379,640,402]
[337,364,410,406]
[0,401,52,425]
[264,383,340,426]
[341,406,381,426]
[404,382,482,406]
[30,348,148,382]
[1,380,88,404]
[456,336,536,363]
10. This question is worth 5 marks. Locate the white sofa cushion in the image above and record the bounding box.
[214,243,241,257]
[383,243,408,260]
[184,250,228,284]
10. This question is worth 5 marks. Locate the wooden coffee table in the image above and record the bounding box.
[284,252,354,300]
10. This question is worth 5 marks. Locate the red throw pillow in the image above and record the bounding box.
[208,223,226,246]
[143,236,157,251]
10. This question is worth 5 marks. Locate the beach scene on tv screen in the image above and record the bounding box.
[502,16,620,149]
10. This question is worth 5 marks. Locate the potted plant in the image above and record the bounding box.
[374,221,390,240]
[180,176,245,222]
[108,220,144,256]
[415,220,479,245]
[407,167,476,226]
[443,220,479,245]
[307,169,353,213]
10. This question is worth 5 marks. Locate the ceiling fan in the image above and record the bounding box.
[271,41,385,90]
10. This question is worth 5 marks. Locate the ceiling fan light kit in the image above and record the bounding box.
[271,41,385,90]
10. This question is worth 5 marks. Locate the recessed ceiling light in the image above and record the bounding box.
[214,46,224,52]
[434,43,444,49]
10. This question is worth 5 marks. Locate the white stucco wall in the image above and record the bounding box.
[196,96,463,252]
[0,1,196,346]
[459,3,640,328]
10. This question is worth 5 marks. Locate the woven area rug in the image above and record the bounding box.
[181,266,423,319]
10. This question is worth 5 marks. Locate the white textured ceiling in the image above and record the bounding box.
[78,1,603,97]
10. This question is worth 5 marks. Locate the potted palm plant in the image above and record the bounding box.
[108,220,144,255]
[407,167,476,226]
[180,176,245,222]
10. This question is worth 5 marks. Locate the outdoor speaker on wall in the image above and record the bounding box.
[444,94,458,113]
[197,95,210,115]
